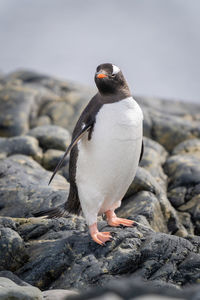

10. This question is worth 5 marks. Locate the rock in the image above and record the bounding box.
[150,111,199,151]
[7,214,197,291]
[119,191,168,233]
[0,228,27,271]
[141,109,152,138]
[167,187,187,208]
[0,154,69,217]
[0,85,36,137]
[0,69,200,298]
[172,138,200,159]
[43,149,68,171]
[0,277,42,300]
[42,289,78,299]
[164,155,200,189]
[31,115,51,127]
[63,276,200,300]
[179,195,200,233]
[0,136,43,163]
[177,212,194,236]
[137,96,200,117]
[40,100,75,131]
[27,125,71,151]
[0,271,31,286]
[125,167,159,198]
[124,167,187,236]
[140,137,168,190]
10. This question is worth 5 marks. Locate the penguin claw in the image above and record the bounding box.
[107,217,135,227]
[91,232,112,245]
[89,224,112,246]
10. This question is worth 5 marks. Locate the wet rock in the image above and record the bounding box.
[0,228,27,271]
[0,154,69,217]
[0,277,42,300]
[0,136,42,163]
[27,125,71,151]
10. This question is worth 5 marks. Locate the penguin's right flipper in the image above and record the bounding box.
[139,140,144,163]
[48,123,93,185]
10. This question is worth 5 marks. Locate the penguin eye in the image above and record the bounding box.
[111,73,115,77]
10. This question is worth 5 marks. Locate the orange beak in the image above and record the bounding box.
[97,73,107,79]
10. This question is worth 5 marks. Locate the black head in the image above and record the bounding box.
[94,63,130,96]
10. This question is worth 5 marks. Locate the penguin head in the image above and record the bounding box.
[95,63,129,95]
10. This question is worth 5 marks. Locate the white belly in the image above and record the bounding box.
[76,97,143,225]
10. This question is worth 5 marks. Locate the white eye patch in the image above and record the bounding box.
[112,64,120,75]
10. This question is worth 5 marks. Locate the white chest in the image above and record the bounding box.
[93,96,143,142]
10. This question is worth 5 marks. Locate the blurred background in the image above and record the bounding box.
[0,0,199,103]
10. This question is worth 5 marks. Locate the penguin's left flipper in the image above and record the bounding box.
[48,123,93,185]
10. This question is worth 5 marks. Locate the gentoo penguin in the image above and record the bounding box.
[35,63,143,245]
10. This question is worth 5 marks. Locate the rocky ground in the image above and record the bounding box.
[0,70,200,300]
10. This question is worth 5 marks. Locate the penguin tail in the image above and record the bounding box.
[33,205,68,219]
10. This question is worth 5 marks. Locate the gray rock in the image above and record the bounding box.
[137,96,200,117]
[32,115,51,127]
[150,111,199,151]
[140,137,168,190]
[0,70,200,298]
[68,276,200,300]
[125,167,159,198]
[27,125,71,151]
[6,214,196,291]
[167,187,187,208]
[43,149,68,171]
[177,212,194,236]
[0,86,36,137]
[0,271,31,286]
[0,154,69,217]
[42,289,78,300]
[0,277,42,300]
[164,154,200,189]
[119,191,168,233]
[124,167,187,236]
[40,100,75,131]
[0,136,43,163]
[0,228,27,271]
[172,138,200,159]
[179,195,200,230]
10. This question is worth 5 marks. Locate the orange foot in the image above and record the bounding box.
[89,223,112,246]
[106,210,134,227]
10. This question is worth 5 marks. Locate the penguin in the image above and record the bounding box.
[34,63,144,245]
